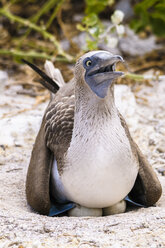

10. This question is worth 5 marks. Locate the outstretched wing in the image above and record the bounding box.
[119,112,162,206]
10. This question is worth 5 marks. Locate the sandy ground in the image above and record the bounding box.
[0,71,165,248]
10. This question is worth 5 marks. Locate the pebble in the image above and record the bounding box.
[157,166,165,176]
[0,70,8,82]
[31,241,42,248]
[157,145,165,153]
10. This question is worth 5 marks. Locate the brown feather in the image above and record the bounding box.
[45,81,75,173]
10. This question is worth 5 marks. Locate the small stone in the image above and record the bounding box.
[21,224,27,231]
[148,139,156,146]
[157,166,165,176]
[31,241,42,248]
[43,224,54,233]
[157,146,165,153]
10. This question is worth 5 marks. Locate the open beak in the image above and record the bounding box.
[87,54,124,82]
[85,52,124,98]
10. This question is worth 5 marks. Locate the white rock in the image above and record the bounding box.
[31,240,42,248]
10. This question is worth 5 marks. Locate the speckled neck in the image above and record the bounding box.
[74,80,117,122]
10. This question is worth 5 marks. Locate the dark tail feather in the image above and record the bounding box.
[22,59,59,93]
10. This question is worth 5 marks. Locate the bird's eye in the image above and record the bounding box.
[85,60,92,67]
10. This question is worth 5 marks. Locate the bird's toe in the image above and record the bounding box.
[103,200,126,215]
[68,205,102,217]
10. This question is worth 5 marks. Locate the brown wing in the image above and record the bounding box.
[26,81,75,215]
[44,82,75,174]
[45,91,74,157]
[119,112,162,206]
[26,118,53,215]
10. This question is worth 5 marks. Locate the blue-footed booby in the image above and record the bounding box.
[24,51,162,216]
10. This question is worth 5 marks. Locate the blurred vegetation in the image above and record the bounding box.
[0,0,165,64]
[77,1,125,50]
[130,0,165,37]
[0,0,74,62]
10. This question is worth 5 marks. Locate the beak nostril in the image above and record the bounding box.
[116,55,124,63]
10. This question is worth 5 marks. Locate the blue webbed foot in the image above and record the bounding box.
[49,202,76,217]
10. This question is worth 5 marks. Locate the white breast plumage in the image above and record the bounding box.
[52,111,139,208]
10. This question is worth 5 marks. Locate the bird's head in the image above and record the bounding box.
[74,50,124,98]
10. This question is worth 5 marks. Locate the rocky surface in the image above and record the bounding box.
[0,71,165,248]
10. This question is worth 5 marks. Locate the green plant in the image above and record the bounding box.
[130,0,165,37]
[0,0,73,62]
[77,0,125,50]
